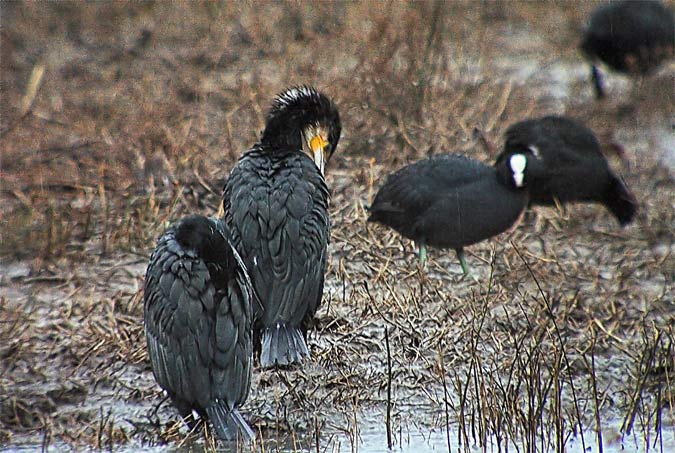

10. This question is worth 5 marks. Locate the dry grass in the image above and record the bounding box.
[1,1,673,451]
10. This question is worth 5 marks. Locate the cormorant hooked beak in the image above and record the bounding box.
[304,126,330,175]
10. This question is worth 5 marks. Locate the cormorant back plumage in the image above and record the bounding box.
[494,115,637,226]
[580,0,675,98]
[144,215,254,442]
[368,153,528,274]
[222,86,341,368]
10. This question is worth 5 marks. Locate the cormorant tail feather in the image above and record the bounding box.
[260,324,309,368]
[204,400,254,442]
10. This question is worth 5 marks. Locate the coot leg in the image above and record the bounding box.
[456,248,471,276]
[418,242,428,266]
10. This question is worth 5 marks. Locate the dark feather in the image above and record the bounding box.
[224,149,329,367]
[221,86,340,368]
[144,215,254,441]
[494,116,638,225]
[580,0,674,97]
[369,153,527,250]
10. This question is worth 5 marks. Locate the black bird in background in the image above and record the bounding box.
[144,215,254,441]
[494,116,637,226]
[368,153,528,276]
[222,86,341,368]
[580,0,675,98]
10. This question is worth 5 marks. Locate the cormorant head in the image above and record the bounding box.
[261,85,341,174]
[174,215,234,266]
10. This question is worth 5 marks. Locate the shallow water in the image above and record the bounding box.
[7,418,671,453]
[355,422,675,453]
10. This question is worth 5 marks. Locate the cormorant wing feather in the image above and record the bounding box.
[223,149,329,329]
[144,217,252,414]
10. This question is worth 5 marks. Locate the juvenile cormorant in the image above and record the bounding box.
[368,153,528,275]
[580,0,675,98]
[144,215,254,441]
[222,86,341,368]
[494,116,637,225]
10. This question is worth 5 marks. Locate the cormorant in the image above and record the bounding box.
[368,153,528,275]
[580,0,675,98]
[144,215,254,441]
[494,116,637,225]
[222,86,341,368]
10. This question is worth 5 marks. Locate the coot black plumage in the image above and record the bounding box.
[222,86,341,368]
[144,215,254,441]
[494,116,637,225]
[368,153,528,275]
[580,0,675,98]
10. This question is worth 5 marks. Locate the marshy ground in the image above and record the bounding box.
[1,1,673,452]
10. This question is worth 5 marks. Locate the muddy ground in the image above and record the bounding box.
[1,1,673,452]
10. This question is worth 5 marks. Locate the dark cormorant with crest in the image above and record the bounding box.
[144,215,254,441]
[222,86,341,368]
[494,116,637,225]
[580,0,674,98]
[368,153,528,275]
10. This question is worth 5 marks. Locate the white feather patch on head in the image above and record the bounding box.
[276,86,317,109]
[528,145,541,158]
[509,153,527,187]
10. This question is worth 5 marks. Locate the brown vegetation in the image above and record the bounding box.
[1,1,673,451]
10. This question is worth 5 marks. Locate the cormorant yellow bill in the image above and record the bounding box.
[308,131,328,175]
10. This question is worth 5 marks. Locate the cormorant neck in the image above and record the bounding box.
[260,124,303,151]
